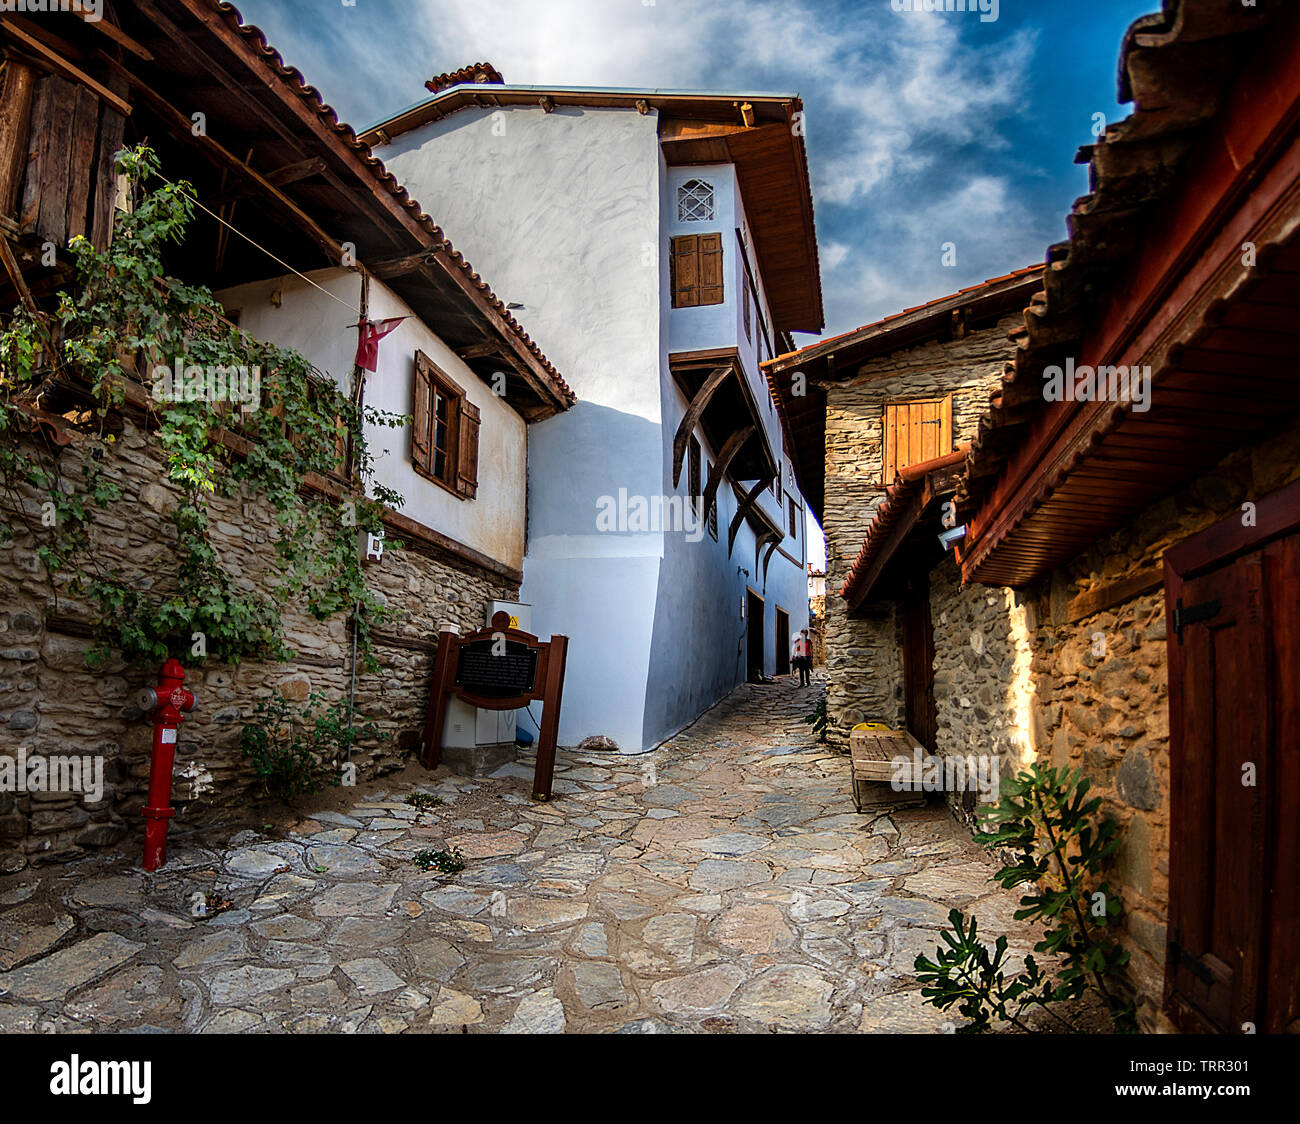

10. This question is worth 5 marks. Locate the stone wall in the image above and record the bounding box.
[808,589,827,666]
[876,414,1300,1030]
[1019,413,1300,1031]
[822,314,1019,748]
[0,416,518,871]
[928,557,1036,827]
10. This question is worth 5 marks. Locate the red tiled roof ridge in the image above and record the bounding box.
[207,4,573,405]
[426,62,504,94]
[769,263,1044,365]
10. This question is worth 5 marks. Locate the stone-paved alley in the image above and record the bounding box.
[0,677,1037,1033]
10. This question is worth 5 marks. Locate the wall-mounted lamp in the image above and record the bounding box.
[938,525,967,552]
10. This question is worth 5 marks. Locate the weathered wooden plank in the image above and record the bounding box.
[65,84,99,242]
[18,73,52,235]
[89,89,126,250]
[38,74,77,248]
[0,59,37,220]
[0,17,132,116]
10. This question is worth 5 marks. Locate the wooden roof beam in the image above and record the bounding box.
[104,61,348,266]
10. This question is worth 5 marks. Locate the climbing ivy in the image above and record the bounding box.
[0,145,404,669]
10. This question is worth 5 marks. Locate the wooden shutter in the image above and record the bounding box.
[672,235,700,308]
[455,398,481,499]
[882,395,953,484]
[411,352,432,474]
[698,232,724,306]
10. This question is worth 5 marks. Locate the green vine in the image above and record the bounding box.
[0,145,405,670]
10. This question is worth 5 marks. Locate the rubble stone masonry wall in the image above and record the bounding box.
[822,314,1020,749]
[0,418,518,870]
[919,414,1300,1030]
[1022,414,1300,1030]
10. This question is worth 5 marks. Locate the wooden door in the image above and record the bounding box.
[900,573,937,750]
[776,608,790,675]
[1164,488,1300,1034]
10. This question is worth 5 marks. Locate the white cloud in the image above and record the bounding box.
[236,0,1046,332]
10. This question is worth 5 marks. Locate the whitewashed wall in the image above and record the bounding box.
[214,268,527,572]
[381,106,667,750]
[377,104,810,750]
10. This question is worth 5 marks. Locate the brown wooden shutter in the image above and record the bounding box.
[455,397,481,499]
[411,352,432,474]
[672,235,700,308]
[698,232,724,306]
[882,396,953,484]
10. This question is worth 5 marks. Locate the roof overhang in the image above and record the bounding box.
[362,85,824,337]
[957,0,1300,588]
[764,266,1044,523]
[0,1,575,419]
[841,449,967,612]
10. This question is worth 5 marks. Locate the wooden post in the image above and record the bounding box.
[0,58,37,221]
[532,634,568,802]
[421,630,458,769]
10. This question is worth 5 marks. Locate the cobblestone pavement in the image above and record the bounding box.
[0,675,1038,1033]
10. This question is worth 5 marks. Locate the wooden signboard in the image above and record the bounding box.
[422,611,569,801]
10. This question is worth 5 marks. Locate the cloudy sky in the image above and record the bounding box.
[236,0,1152,340]
[233,0,1155,567]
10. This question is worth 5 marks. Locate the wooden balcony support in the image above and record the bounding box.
[727,473,774,557]
[702,424,754,527]
[671,365,730,487]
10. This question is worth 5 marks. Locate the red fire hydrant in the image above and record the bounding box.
[138,659,197,872]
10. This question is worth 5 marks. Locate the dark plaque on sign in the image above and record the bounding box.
[422,612,570,801]
[455,638,539,698]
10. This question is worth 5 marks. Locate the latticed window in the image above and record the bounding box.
[677,179,715,223]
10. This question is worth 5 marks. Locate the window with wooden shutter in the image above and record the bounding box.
[671,233,724,308]
[456,399,480,499]
[881,395,953,485]
[411,351,479,500]
[788,497,798,539]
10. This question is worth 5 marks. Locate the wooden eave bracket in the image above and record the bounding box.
[727,473,775,557]
[702,425,755,531]
[672,365,731,487]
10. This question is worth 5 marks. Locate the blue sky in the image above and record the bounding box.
[236,0,1154,339]
[233,0,1156,567]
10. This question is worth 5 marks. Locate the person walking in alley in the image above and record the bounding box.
[792,629,813,687]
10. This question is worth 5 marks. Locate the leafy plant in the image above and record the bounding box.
[239,690,379,802]
[405,792,443,809]
[414,847,465,874]
[914,764,1136,1032]
[0,144,406,669]
[804,693,827,743]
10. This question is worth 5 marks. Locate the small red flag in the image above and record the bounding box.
[354,317,407,372]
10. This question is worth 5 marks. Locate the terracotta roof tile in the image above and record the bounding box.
[208,5,573,407]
